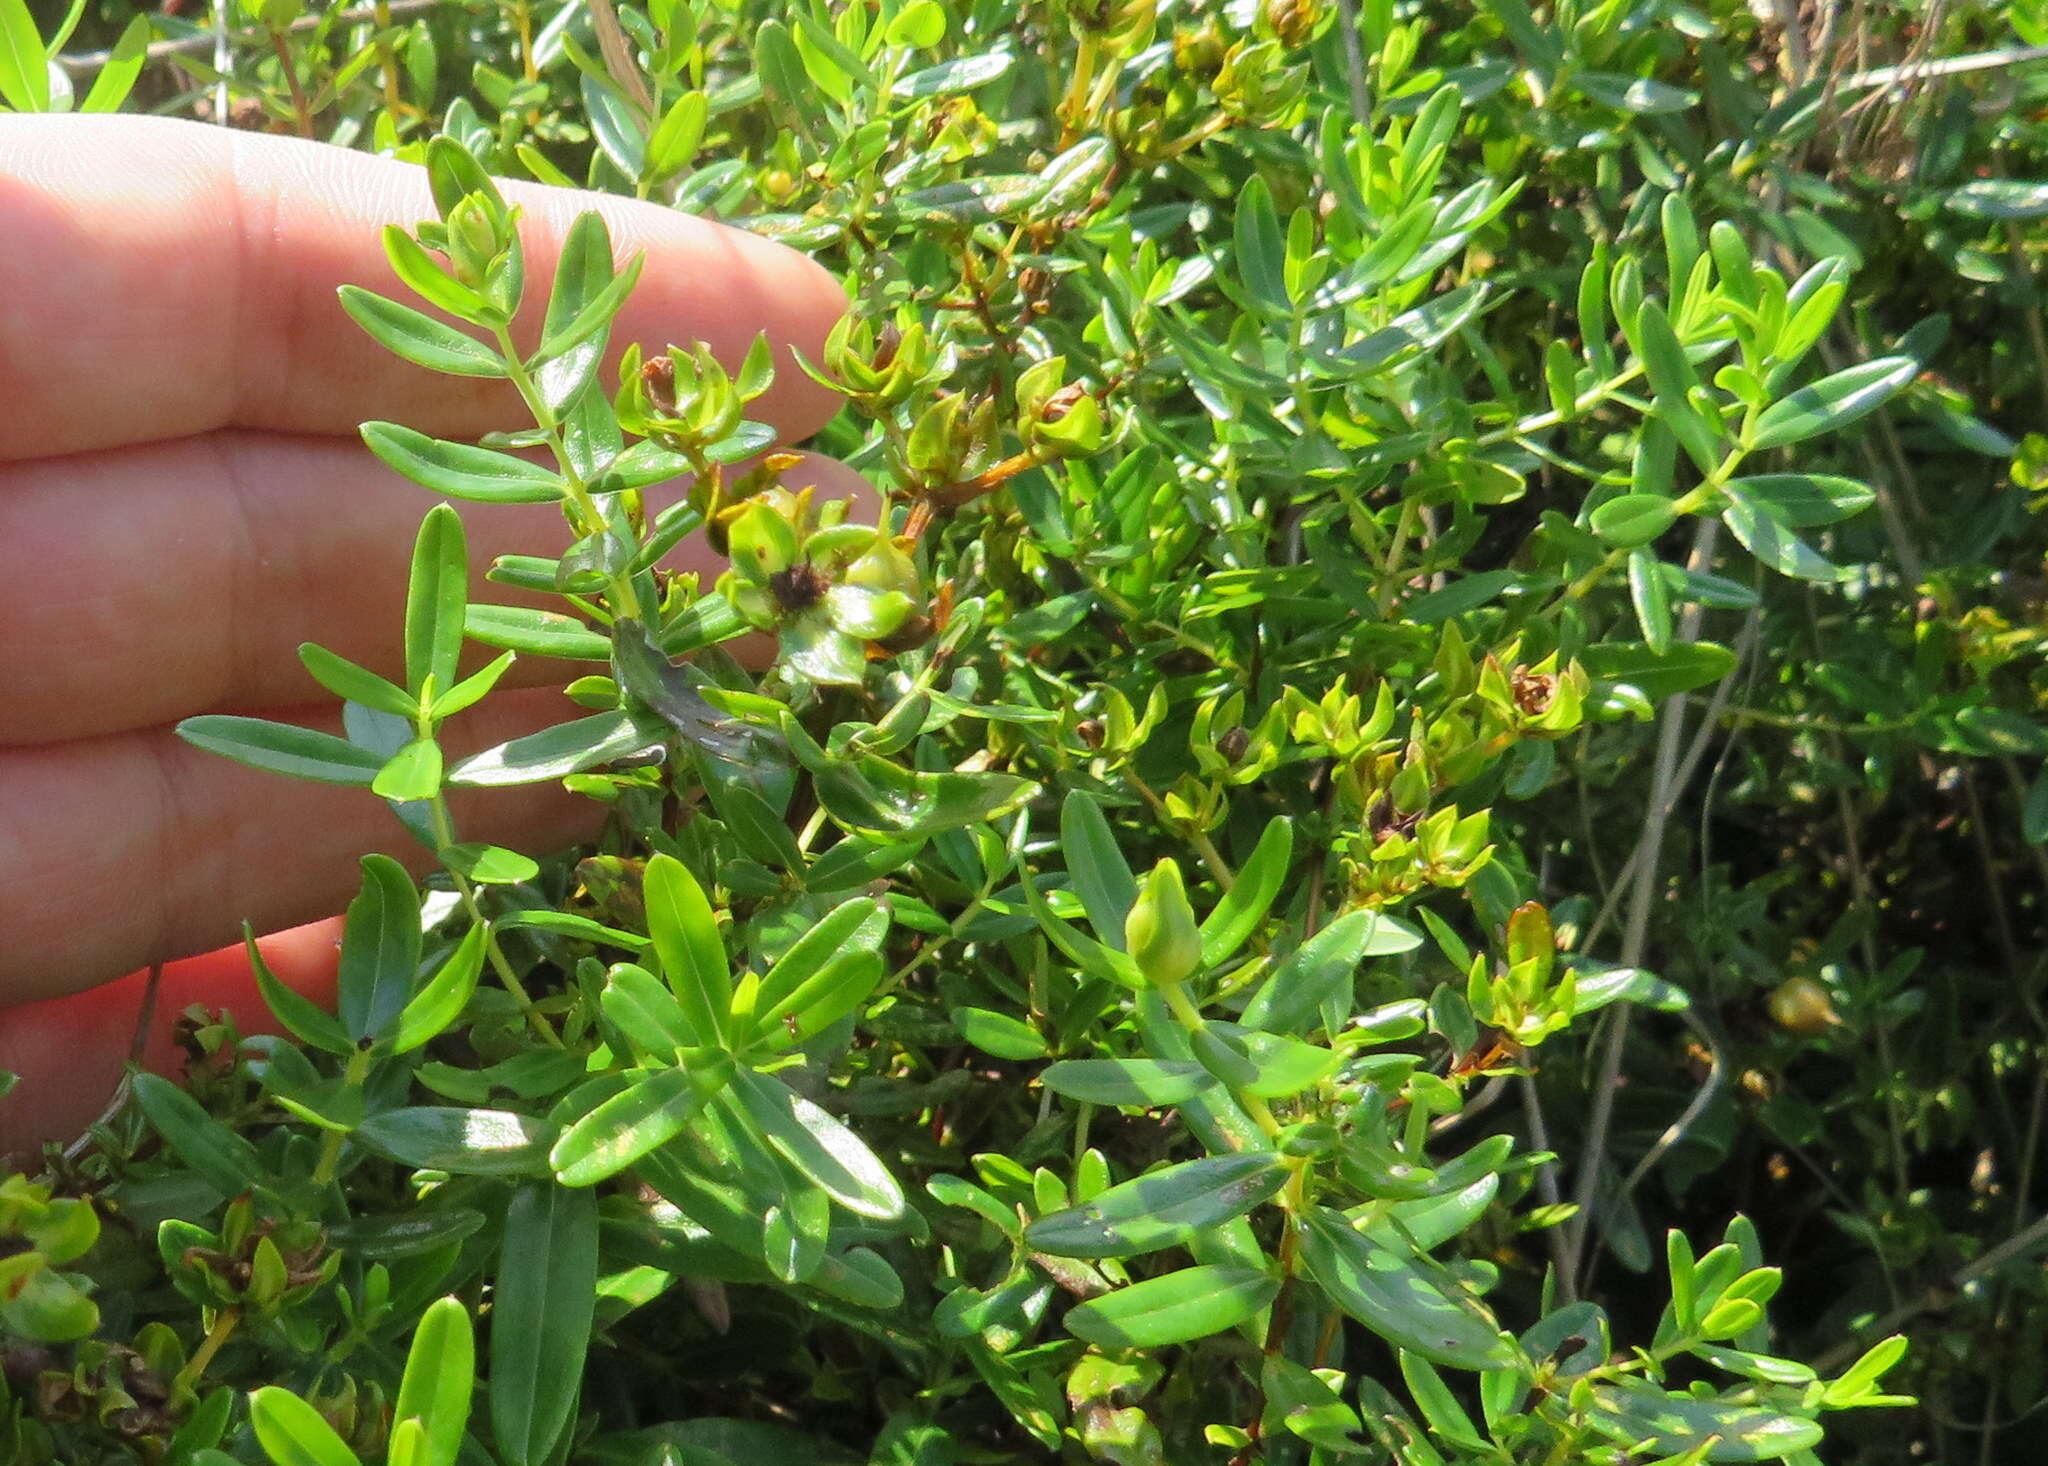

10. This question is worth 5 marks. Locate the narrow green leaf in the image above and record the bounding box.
[496,909,651,950]
[811,1246,905,1310]
[440,842,538,885]
[1568,964,1689,1015]
[1629,547,1674,652]
[886,0,946,47]
[340,854,422,1041]
[249,1387,363,1466]
[1582,641,1737,698]
[1297,1209,1516,1369]
[1356,1176,1502,1253]
[298,643,416,718]
[600,962,697,1059]
[1720,473,1874,527]
[1749,356,1916,449]
[646,90,709,182]
[1038,1058,1217,1107]
[356,1108,558,1176]
[1403,570,1516,622]
[423,136,509,222]
[1027,1155,1289,1259]
[79,15,149,112]
[362,423,565,503]
[1577,70,1695,114]
[642,853,730,1044]
[1029,136,1116,219]
[380,923,486,1056]
[1944,178,2048,219]
[892,50,1012,98]
[729,1068,905,1220]
[1231,1026,1344,1098]
[463,604,610,659]
[1263,1354,1368,1453]
[381,226,493,323]
[749,949,886,1051]
[132,1073,264,1202]
[1060,791,1137,947]
[0,0,48,111]
[2026,767,2048,845]
[405,505,468,697]
[1722,491,1851,582]
[1200,817,1293,966]
[1064,1265,1277,1348]
[813,753,1037,838]
[177,716,386,786]
[751,18,813,122]
[1585,1381,1822,1461]
[532,252,643,366]
[491,1183,598,1466]
[1823,1334,1909,1406]
[446,710,661,787]
[430,650,516,721]
[551,1060,731,1187]
[1631,297,1699,409]
[246,925,354,1056]
[1590,494,1678,548]
[1235,176,1289,313]
[1244,908,1409,1034]
[952,1006,1049,1060]
[582,72,647,179]
[373,737,444,802]
[338,288,505,377]
[394,1296,475,1466]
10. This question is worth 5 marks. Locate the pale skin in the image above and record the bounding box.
[0,116,861,1151]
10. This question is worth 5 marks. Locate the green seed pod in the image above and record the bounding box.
[1767,976,1840,1035]
[1125,858,1202,987]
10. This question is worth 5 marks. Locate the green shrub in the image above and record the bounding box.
[11,0,2048,1462]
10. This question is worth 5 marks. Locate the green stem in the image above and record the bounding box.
[877,883,996,998]
[1474,363,1646,449]
[310,1048,373,1186]
[493,327,646,623]
[1545,458,1738,613]
[1159,979,1283,1138]
[428,795,564,1047]
[1055,30,1102,150]
[171,1307,241,1397]
[1125,771,1235,891]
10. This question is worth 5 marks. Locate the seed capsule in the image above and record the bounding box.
[1766,976,1841,1035]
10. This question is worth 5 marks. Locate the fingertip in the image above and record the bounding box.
[0,916,344,1159]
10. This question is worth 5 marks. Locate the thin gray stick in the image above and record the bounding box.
[1580,610,1759,955]
[1836,43,2048,92]
[1564,521,1721,1292]
[1811,1206,2048,1374]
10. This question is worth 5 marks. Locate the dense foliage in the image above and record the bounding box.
[6,0,2048,1462]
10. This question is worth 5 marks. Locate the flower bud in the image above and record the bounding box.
[1125,858,1202,987]
[445,193,504,288]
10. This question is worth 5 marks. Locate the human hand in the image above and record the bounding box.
[0,115,855,1147]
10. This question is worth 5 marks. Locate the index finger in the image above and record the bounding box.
[0,115,846,459]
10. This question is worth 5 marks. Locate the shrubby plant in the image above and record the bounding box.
[8,0,2048,1462]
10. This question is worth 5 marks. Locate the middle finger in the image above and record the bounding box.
[0,432,870,744]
